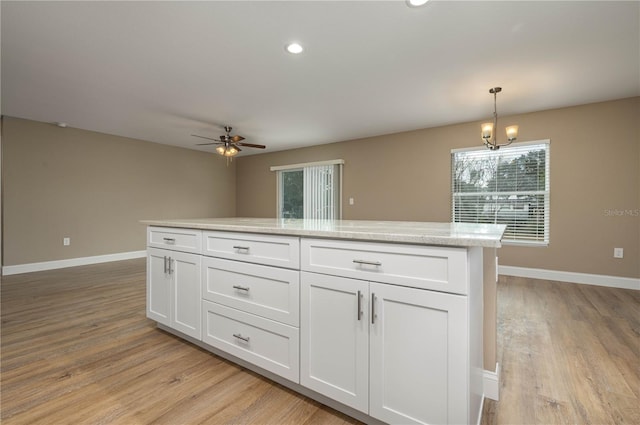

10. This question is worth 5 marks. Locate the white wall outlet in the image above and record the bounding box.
[613,247,623,258]
[349,197,354,205]
[63,237,71,246]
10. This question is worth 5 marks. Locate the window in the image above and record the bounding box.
[271,160,343,220]
[451,140,550,245]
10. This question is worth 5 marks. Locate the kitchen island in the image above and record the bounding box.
[142,218,505,425]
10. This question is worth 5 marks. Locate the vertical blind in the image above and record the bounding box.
[303,164,340,220]
[272,160,343,220]
[451,141,550,245]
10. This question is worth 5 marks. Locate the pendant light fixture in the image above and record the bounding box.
[481,87,518,150]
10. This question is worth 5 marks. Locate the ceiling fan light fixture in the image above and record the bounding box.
[192,125,265,164]
[285,42,304,54]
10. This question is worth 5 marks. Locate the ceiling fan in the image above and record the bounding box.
[192,126,265,160]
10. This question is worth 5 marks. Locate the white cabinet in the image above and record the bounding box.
[300,273,369,413]
[302,238,469,295]
[301,239,482,425]
[202,257,299,326]
[202,231,300,269]
[146,225,485,425]
[200,237,301,382]
[147,247,171,326]
[147,247,202,340]
[148,227,202,254]
[301,273,469,424]
[369,282,468,425]
[202,300,299,382]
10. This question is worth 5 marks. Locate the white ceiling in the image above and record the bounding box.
[2,1,639,155]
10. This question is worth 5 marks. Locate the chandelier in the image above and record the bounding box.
[481,87,518,150]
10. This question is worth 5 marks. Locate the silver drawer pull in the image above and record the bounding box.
[371,293,376,324]
[232,333,250,343]
[353,259,382,267]
[163,237,176,244]
[232,285,250,292]
[233,245,250,252]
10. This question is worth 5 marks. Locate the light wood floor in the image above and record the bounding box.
[1,259,358,425]
[1,260,638,424]
[482,275,639,425]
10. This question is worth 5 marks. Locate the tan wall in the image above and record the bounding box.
[2,117,236,266]
[237,97,640,279]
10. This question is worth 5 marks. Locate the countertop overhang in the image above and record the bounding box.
[141,218,506,248]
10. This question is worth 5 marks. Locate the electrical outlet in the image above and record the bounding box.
[349,197,355,205]
[63,237,71,246]
[613,247,623,258]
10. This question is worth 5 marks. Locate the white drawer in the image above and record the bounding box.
[202,300,299,383]
[301,238,469,295]
[202,257,299,326]
[202,231,300,269]
[147,227,202,254]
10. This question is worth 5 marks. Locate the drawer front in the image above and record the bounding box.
[202,257,300,326]
[147,227,202,254]
[202,231,300,269]
[202,301,299,383]
[301,238,469,295]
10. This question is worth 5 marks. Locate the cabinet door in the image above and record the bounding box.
[147,248,171,326]
[300,272,369,413]
[170,251,202,339]
[369,283,468,425]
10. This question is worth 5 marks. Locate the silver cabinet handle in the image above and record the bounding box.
[233,245,250,252]
[163,256,167,274]
[163,237,176,244]
[233,285,250,292]
[357,290,363,321]
[167,257,172,275]
[371,293,376,324]
[353,259,382,267]
[232,333,250,343]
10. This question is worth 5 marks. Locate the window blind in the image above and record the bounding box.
[451,141,550,245]
[304,164,339,220]
[273,160,343,220]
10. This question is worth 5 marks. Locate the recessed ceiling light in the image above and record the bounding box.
[407,0,429,7]
[55,122,68,128]
[285,43,304,54]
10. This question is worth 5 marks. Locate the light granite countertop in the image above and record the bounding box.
[141,218,506,248]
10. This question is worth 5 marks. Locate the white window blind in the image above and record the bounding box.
[272,160,343,220]
[451,141,550,245]
[304,164,339,220]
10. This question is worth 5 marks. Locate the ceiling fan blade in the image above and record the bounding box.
[191,134,221,142]
[196,142,223,146]
[234,146,242,152]
[236,142,266,149]
[230,135,245,142]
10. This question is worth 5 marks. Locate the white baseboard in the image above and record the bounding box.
[499,265,640,291]
[2,250,146,276]
[483,362,500,401]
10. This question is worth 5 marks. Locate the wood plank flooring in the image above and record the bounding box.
[482,275,640,425]
[1,260,638,424]
[0,259,358,425]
